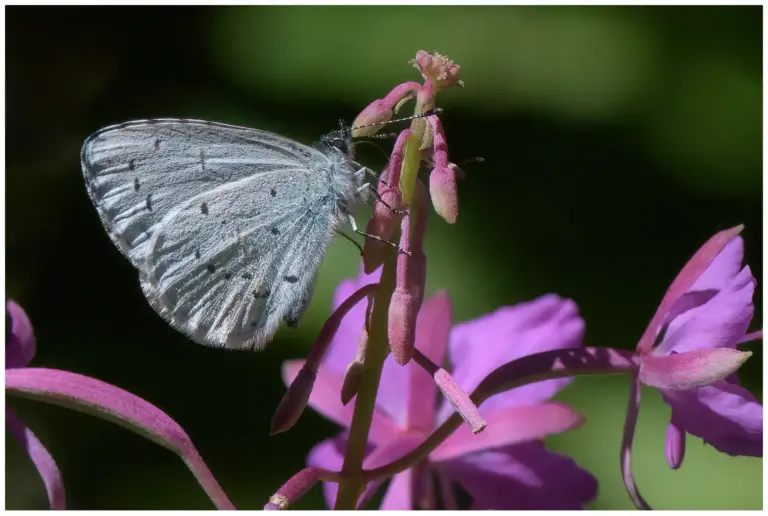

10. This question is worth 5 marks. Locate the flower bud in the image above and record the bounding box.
[411,50,464,90]
[639,348,752,391]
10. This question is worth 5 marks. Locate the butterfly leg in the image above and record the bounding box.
[336,230,364,256]
[347,214,411,256]
[356,182,409,216]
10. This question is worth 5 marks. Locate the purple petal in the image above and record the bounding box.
[436,442,597,509]
[323,265,383,375]
[637,225,744,354]
[6,407,65,509]
[662,380,762,456]
[379,470,413,509]
[308,432,421,509]
[6,300,36,368]
[307,438,346,509]
[640,348,752,391]
[690,236,744,291]
[405,291,452,433]
[6,368,234,509]
[441,295,584,422]
[656,266,755,355]
[430,403,583,463]
[282,360,400,446]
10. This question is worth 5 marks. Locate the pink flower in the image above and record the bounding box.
[411,50,464,90]
[647,237,762,460]
[6,300,233,510]
[282,269,597,509]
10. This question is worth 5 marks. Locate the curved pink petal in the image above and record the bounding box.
[7,300,36,368]
[5,368,234,510]
[436,442,597,509]
[430,403,584,463]
[282,360,400,446]
[661,380,762,457]
[690,236,744,291]
[6,407,65,509]
[441,295,584,422]
[637,225,743,353]
[656,266,755,355]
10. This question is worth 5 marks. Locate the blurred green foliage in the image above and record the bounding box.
[6,5,762,510]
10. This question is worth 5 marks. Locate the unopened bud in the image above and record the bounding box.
[640,348,752,391]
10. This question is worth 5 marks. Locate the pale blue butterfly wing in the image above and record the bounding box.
[82,118,361,350]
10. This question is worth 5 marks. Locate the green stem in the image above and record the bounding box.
[334,250,397,509]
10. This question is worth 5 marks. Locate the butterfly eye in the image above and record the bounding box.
[331,137,348,155]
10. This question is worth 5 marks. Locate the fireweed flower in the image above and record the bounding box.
[621,227,762,509]
[282,269,597,509]
[5,300,234,509]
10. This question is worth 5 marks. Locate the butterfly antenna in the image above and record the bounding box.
[351,107,443,133]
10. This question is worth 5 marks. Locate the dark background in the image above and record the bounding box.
[6,5,762,510]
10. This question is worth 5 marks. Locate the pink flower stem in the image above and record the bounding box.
[362,346,639,481]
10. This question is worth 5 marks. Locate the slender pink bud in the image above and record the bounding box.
[427,115,459,224]
[639,348,752,391]
[434,368,487,434]
[341,326,370,405]
[665,417,686,470]
[270,366,316,435]
[264,468,321,510]
[388,183,428,365]
[353,82,422,137]
[362,129,412,274]
[270,284,377,434]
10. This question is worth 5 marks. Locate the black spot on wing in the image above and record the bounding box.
[242,272,253,280]
[224,272,232,280]
[154,138,161,151]
[129,159,136,171]
[252,288,271,299]
[146,194,153,211]
[284,275,299,283]
[195,249,201,259]
[201,202,209,215]
[270,188,277,197]
[270,227,279,235]
[207,264,216,273]
[134,177,140,192]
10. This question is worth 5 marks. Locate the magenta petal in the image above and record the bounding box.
[308,432,421,509]
[661,380,762,457]
[690,236,745,291]
[656,267,755,355]
[430,403,584,463]
[323,265,383,375]
[5,368,234,509]
[405,291,452,433]
[379,471,413,509]
[307,438,346,509]
[637,225,744,353]
[442,295,584,421]
[282,360,400,446]
[436,442,597,509]
[7,300,36,368]
[6,407,65,509]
